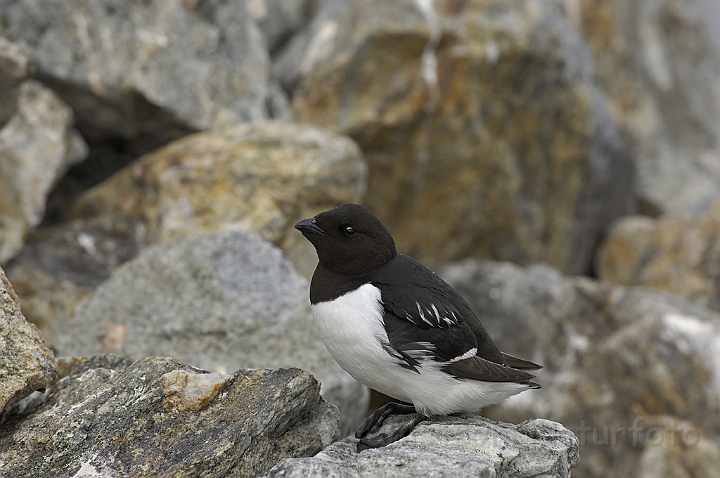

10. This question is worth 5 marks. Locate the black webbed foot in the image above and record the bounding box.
[356,414,427,452]
[355,401,417,439]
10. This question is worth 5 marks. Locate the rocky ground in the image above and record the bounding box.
[2,0,720,476]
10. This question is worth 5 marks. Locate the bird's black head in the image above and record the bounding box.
[294,203,397,276]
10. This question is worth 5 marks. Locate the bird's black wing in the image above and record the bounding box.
[371,255,471,330]
[378,278,464,330]
[381,309,537,384]
[501,352,543,371]
[372,255,539,384]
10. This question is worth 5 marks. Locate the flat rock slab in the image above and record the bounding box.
[266,415,579,477]
[0,355,340,477]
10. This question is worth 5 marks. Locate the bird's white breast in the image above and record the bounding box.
[311,283,530,415]
[311,284,406,398]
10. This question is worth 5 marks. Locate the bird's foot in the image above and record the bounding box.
[355,401,417,439]
[356,414,427,452]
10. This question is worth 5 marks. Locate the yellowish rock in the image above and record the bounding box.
[576,0,720,216]
[597,198,720,310]
[72,122,367,278]
[290,0,634,274]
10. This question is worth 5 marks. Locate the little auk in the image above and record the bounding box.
[295,203,541,452]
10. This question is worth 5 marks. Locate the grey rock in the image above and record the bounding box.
[0,36,32,126]
[575,0,720,216]
[273,0,349,93]
[266,415,579,478]
[4,216,146,342]
[438,259,720,478]
[251,0,312,54]
[1,0,290,158]
[53,230,369,434]
[0,355,340,477]
[0,74,88,263]
[0,265,57,412]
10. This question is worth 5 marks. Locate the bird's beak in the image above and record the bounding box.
[294,218,326,235]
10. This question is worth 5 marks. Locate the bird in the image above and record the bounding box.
[294,203,541,452]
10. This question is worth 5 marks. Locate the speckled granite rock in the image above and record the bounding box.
[0,265,57,412]
[265,415,579,478]
[0,355,340,477]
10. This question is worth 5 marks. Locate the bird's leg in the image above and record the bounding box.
[355,401,417,439]
[357,414,427,452]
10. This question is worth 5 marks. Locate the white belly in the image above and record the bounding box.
[311,283,529,416]
[311,284,409,401]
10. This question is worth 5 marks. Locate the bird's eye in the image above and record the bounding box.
[345,226,355,236]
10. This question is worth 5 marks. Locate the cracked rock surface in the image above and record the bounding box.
[265,414,579,478]
[0,355,340,477]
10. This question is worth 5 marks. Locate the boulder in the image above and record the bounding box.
[4,217,146,343]
[0,355,340,477]
[0,265,57,412]
[252,0,312,54]
[0,37,88,264]
[53,229,369,434]
[266,415,579,478]
[284,0,635,274]
[8,122,365,341]
[0,36,30,126]
[438,259,720,478]
[0,0,290,157]
[575,0,720,216]
[596,198,720,311]
[71,121,367,278]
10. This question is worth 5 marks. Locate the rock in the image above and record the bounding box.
[252,0,312,54]
[574,0,720,216]
[285,0,635,274]
[1,0,291,169]
[53,229,369,434]
[596,198,720,311]
[0,355,340,477]
[273,0,349,93]
[438,259,720,478]
[68,121,366,278]
[265,415,579,478]
[633,415,720,478]
[0,265,57,412]
[0,36,31,126]
[0,36,88,263]
[4,217,147,343]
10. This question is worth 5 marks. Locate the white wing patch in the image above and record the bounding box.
[416,301,434,327]
[448,347,477,363]
[411,301,459,328]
